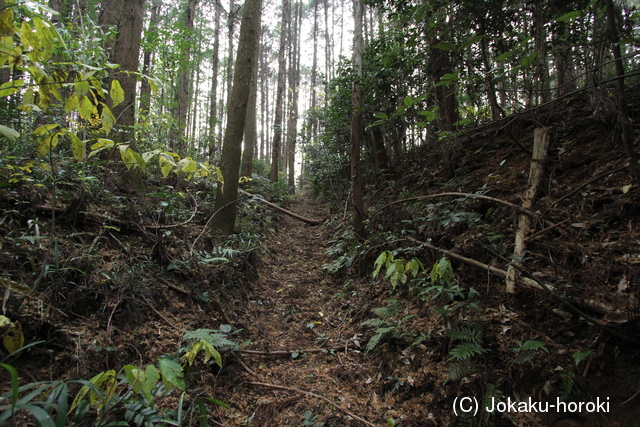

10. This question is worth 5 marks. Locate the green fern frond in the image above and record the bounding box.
[361,318,386,327]
[449,342,487,361]
[572,350,594,367]
[512,340,548,353]
[446,326,482,344]
[448,361,474,380]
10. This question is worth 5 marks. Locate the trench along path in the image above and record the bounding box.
[218,195,382,426]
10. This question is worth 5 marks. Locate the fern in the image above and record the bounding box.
[572,350,594,367]
[361,318,386,327]
[446,326,482,345]
[183,328,238,352]
[511,340,548,353]
[448,361,475,380]
[449,342,487,361]
[365,327,395,352]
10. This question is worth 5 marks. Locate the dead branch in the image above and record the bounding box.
[370,192,540,220]
[506,127,549,293]
[548,164,628,209]
[240,344,349,356]
[239,189,325,226]
[248,381,377,427]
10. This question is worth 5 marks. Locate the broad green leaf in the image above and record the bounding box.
[77,95,95,121]
[556,10,581,22]
[142,149,161,163]
[373,252,387,277]
[159,153,176,177]
[100,104,115,135]
[373,112,388,120]
[432,42,456,51]
[2,321,24,353]
[403,96,414,107]
[69,131,85,161]
[36,132,60,156]
[0,79,24,97]
[460,34,488,50]
[203,341,223,367]
[91,138,115,150]
[143,364,160,402]
[178,157,197,173]
[65,93,79,113]
[0,315,12,328]
[74,76,90,97]
[33,123,59,136]
[159,358,184,392]
[495,50,516,62]
[520,52,537,67]
[0,8,15,37]
[123,365,145,394]
[119,145,146,171]
[110,79,124,108]
[0,124,19,141]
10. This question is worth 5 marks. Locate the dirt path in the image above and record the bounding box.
[220,195,381,426]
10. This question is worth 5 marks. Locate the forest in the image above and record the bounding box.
[1,0,640,425]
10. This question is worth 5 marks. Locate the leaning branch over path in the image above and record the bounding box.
[371,192,541,220]
[404,236,640,346]
[239,189,325,225]
[248,382,377,427]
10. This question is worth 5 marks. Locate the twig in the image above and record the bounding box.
[525,220,568,241]
[240,344,349,356]
[248,381,377,427]
[371,192,540,220]
[141,295,183,333]
[621,389,640,406]
[548,165,628,209]
[236,357,259,378]
[192,197,241,247]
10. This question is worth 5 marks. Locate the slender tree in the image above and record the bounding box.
[270,0,289,182]
[351,0,365,236]
[208,0,221,158]
[213,0,263,235]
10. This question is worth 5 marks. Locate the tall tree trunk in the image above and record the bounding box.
[213,0,263,235]
[241,32,260,177]
[351,0,365,237]
[286,1,301,189]
[225,0,236,112]
[140,0,160,116]
[309,0,319,140]
[208,0,221,158]
[604,0,640,186]
[323,0,331,88]
[270,0,289,182]
[99,0,145,145]
[172,0,198,154]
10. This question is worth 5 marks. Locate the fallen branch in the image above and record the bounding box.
[370,192,540,220]
[239,189,325,226]
[548,164,628,209]
[405,236,640,345]
[248,381,376,427]
[240,344,349,356]
[404,236,549,292]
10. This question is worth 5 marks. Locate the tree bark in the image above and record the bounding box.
[241,30,260,177]
[213,0,262,235]
[270,0,289,182]
[139,0,160,116]
[604,0,640,187]
[208,0,221,158]
[351,0,365,237]
[505,127,549,293]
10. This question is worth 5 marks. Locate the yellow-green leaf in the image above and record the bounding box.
[77,95,95,121]
[0,8,15,38]
[65,92,79,113]
[0,79,24,97]
[33,123,59,136]
[0,315,12,328]
[0,124,19,141]
[110,79,124,108]
[2,321,24,354]
[74,75,90,97]
[69,131,85,161]
[101,104,115,135]
[36,132,60,156]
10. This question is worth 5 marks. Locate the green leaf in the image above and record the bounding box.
[373,112,388,120]
[74,76,89,97]
[0,8,15,38]
[201,397,230,409]
[100,105,115,135]
[0,79,24,97]
[373,252,387,277]
[77,96,95,121]
[432,42,456,51]
[159,358,184,392]
[520,52,537,67]
[65,93,79,113]
[110,79,124,108]
[69,132,85,161]
[0,124,19,141]
[119,145,146,171]
[403,96,414,107]
[33,123,60,136]
[495,50,516,62]
[36,132,60,156]
[556,10,581,22]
